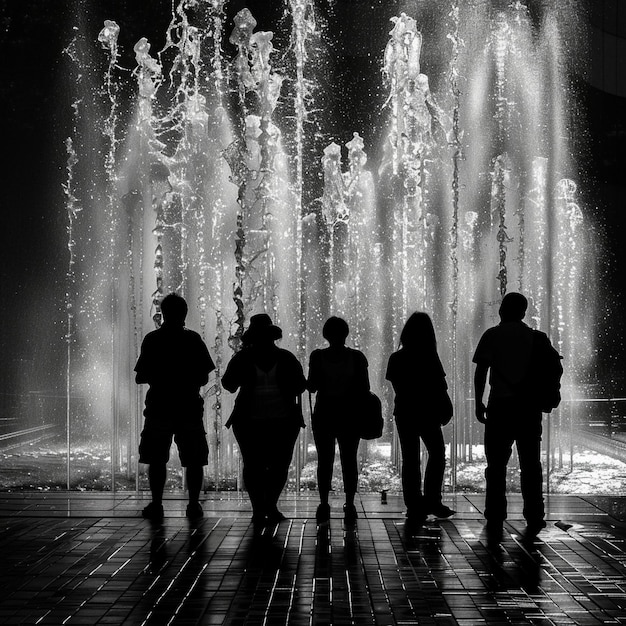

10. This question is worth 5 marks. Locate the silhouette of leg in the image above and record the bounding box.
[185,465,203,505]
[175,420,208,514]
[516,416,544,524]
[265,422,299,517]
[337,433,360,505]
[233,423,266,519]
[313,423,336,505]
[149,463,167,505]
[395,418,424,518]
[139,420,171,513]
[484,418,514,522]
[421,423,445,510]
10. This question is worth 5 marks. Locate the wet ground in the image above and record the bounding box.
[1,492,625,624]
[3,443,626,494]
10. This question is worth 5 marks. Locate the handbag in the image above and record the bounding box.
[436,389,453,426]
[360,391,384,440]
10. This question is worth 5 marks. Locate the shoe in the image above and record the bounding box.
[251,513,266,526]
[343,503,358,524]
[485,520,503,541]
[316,503,330,523]
[405,513,426,528]
[186,502,204,519]
[525,519,546,536]
[142,502,164,521]
[429,504,456,519]
[406,508,426,525]
[266,509,287,524]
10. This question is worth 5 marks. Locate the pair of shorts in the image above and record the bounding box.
[139,416,209,467]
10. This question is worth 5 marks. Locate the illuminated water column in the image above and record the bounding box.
[382,13,437,330]
[101,1,240,486]
[321,142,348,311]
[448,1,463,477]
[289,0,316,362]
[62,137,80,489]
[227,9,298,351]
[55,1,599,492]
[554,179,589,471]
[321,134,381,362]
[203,1,233,487]
[344,133,379,356]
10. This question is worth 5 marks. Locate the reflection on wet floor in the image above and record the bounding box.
[0,493,625,624]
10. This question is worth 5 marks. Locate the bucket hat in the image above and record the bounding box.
[242,313,282,345]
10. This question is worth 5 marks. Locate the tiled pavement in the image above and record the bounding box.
[0,492,625,625]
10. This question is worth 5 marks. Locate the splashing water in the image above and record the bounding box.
[61,0,596,488]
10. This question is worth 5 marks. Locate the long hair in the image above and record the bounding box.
[399,312,437,352]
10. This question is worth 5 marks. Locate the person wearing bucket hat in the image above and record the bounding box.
[241,313,283,345]
[222,313,306,525]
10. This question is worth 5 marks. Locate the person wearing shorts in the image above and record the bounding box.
[136,293,215,521]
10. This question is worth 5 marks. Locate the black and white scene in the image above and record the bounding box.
[0,1,625,624]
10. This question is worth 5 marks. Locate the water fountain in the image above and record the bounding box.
[21,0,598,491]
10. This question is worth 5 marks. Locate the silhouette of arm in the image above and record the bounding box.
[134,335,154,384]
[135,370,150,384]
[474,363,488,423]
[356,350,370,393]
[384,353,401,394]
[195,338,215,387]
[135,354,150,384]
[306,350,320,393]
[221,353,242,393]
[287,351,307,396]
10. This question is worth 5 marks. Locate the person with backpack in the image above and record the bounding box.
[473,292,562,539]
[307,317,370,525]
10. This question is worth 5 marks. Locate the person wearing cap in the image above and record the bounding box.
[222,314,306,525]
[307,316,370,525]
[135,293,215,521]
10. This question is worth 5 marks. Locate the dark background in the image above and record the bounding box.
[0,0,623,404]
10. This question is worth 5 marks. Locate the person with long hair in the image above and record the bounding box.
[307,317,370,524]
[385,312,455,526]
[222,314,306,526]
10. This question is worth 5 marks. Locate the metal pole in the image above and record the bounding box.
[295,432,301,493]
[545,415,551,494]
[66,367,71,491]
[570,400,574,473]
[111,283,117,494]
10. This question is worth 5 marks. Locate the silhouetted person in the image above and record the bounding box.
[386,312,455,527]
[307,317,370,524]
[222,314,306,525]
[135,293,215,521]
[473,292,551,538]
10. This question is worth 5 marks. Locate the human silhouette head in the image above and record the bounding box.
[499,292,528,322]
[242,313,282,346]
[400,312,437,351]
[323,316,349,347]
[160,293,187,326]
